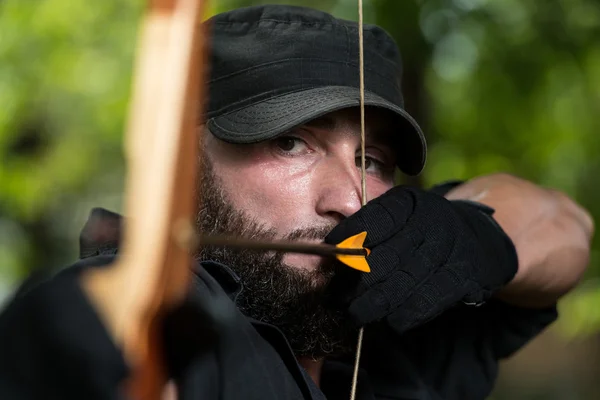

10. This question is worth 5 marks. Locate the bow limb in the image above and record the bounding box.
[80,0,208,398]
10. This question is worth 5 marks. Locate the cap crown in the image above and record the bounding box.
[204,5,406,118]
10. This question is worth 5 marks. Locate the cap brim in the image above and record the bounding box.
[207,86,426,175]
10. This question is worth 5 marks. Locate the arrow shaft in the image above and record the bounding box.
[196,234,368,257]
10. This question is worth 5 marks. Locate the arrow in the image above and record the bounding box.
[191,231,371,272]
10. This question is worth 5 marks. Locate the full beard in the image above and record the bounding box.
[194,157,358,359]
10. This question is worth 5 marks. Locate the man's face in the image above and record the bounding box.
[203,107,396,264]
[196,107,398,358]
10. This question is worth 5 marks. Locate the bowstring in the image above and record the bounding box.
[350,0,366,399]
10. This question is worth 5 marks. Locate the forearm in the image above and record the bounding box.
[494,240,590,308]
[363,299,558,400]
[442,173,593,309]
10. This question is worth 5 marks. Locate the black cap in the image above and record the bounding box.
[203,5,426,176]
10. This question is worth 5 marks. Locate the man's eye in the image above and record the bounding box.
[356,156,377,170]
[273,136,308,153]
[356,156,391,177]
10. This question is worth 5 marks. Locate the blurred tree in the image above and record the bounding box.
[0,0,144,296]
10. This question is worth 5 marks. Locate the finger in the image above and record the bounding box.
[328,234,422,317]
[347,266,422,325]
[360,240,410,288]
[352,230,425,296]
[327,241,408,311]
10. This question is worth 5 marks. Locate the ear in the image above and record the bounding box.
[79,207,123,258]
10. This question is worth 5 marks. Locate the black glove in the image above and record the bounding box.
[325,185,518,334]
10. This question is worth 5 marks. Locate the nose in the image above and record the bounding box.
[314,156,363,223]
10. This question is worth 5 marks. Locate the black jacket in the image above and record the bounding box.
[0,248,557,400]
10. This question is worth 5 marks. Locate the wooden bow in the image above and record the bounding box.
[81,0,206,398]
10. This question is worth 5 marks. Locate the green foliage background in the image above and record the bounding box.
[1,0,600,398]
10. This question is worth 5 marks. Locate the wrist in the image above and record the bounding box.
[450,200,519,299]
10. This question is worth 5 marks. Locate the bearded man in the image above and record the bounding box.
[0,5,593,400]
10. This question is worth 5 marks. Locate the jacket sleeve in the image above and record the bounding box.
[0,256,130,400]
[405,301,556,399]
[360,300,557,400]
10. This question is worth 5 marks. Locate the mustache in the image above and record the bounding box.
[281,225,342,277]
[283,225,336,243]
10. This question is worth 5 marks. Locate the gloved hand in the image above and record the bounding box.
[324,185,518,334]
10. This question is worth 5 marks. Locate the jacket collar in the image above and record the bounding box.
[193,260,243,301]
[78,207,244,300]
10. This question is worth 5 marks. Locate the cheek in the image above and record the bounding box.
[217,161,315,231]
